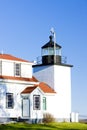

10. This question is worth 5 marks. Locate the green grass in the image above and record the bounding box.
[0,122,87,130]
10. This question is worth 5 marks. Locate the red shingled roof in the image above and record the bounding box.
[0,75,38,82]
[0,54,30,63]
[21,82,56,94]
[21,86,37,94]
[39,82,56,93]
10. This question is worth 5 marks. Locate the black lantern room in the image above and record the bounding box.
[41,35,62,65]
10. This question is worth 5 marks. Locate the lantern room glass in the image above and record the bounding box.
[42,46,61,56]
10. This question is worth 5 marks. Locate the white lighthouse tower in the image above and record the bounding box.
[33,31,73,121]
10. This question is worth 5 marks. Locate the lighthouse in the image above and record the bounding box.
[33,31,73,121]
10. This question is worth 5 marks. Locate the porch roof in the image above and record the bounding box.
[21,86,37,94]
[21,82,56,94]
[39,82,56,93]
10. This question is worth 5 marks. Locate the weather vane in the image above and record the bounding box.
[50,27,56,40]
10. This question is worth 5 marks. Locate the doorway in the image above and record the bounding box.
[22,97,30,117]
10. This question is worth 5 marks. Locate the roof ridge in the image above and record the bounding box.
[0,53,31,63]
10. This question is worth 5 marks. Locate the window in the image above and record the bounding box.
[43,97,46,110]
[33,95,40,110]
[14,63,21,76]
[6,93,14,108]
[0,61,2,75]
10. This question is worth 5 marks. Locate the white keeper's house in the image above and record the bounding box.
[0,33,74,123]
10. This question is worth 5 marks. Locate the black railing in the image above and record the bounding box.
[34,56,67,65]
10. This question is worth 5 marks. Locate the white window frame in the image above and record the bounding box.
[33,95,40,110]
[14,63,21,76]
[6,93,14,109]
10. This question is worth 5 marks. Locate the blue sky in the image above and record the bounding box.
[0,0,87,115]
